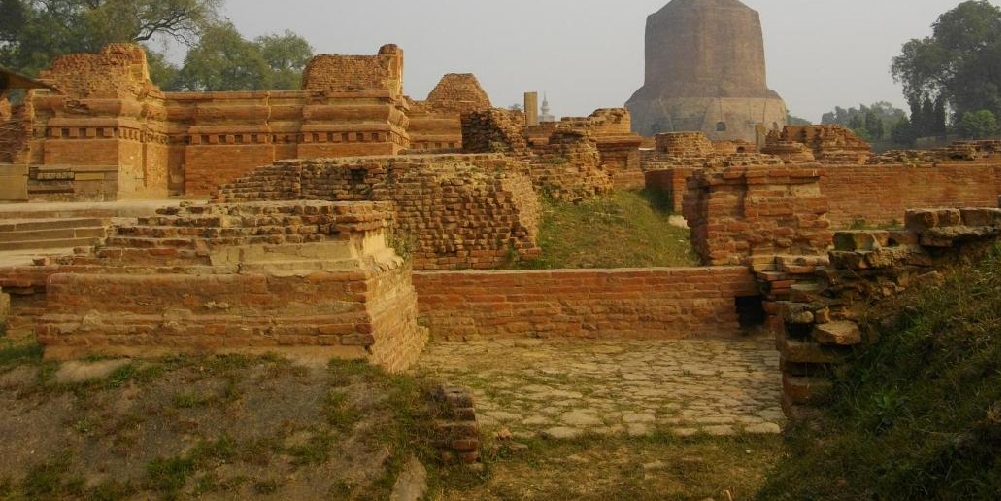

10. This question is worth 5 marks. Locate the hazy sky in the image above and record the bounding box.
[221,0,995,123]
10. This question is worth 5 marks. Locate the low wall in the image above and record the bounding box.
[413,267,757,340]
[39,268,424,372]
[821,163,1001,228]
[216,154,542,270]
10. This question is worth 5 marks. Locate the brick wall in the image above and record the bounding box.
[461,109,529,156]
[821,163,1001,228]
[407,101,462,153]
[683,164,832,266]
[32,200,427,373]
[302,44,403,96]
[412,267,758,340]
[767,207,1001,419]
[216,155,542,270]
[25,45,412,199]
[528,130,612,201]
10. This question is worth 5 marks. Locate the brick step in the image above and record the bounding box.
[136,215,241,227]
[237,259,361,273]
[0,218,107,233]
[0,237,100,252]
[0,200,188,221]
[104,233,326,249]
[0,227,106,243]
[113,225,328,240]
[132,217,319,230]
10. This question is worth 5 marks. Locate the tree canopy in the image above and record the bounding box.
[892,1,1001,125]
[166,25,313,91]
[0,0,313,93]
[821,102,907,142]
[0,0,222,76]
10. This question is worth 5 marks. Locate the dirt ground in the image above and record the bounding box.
[0,352,422,500]
[0,343,786,501]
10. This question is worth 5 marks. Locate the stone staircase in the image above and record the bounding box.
[0,218,108,252]
[0,200,188,265]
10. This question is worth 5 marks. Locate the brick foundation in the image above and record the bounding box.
[32,200,426,373]
[412,267,757,340]
[216,154,542,270]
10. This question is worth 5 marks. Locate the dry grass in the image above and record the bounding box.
[430,433,784,501]
[0,352,432,500]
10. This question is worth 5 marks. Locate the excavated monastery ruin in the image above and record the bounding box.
[1,0,1001,427]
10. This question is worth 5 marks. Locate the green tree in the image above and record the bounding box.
[956,109,999,139]
[255,30,313,90]
[175,22,270,91]
[890,117,917,147]
[146,51,182,91]
[0,0,221,76]
[892,1,1001,123]
[821,101,906,141]
[787,114,811,126]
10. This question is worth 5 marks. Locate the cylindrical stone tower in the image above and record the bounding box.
[626,0,788,141]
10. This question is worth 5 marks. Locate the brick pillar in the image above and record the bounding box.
[524,92,539,127]
[682,164,832,267]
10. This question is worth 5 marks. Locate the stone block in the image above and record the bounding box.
[833,231,888,251]
[828,251,865,270]
[887,230,920,246]
[812,321,861,346]
[783,374,833,405]
[862,246,918,270]
[905,208,961,233]
[960,207,1001,228]
[778,302,814,324]
[780,338,843,364]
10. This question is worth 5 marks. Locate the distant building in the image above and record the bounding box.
[625,0,788,141]
[540,94,556,123]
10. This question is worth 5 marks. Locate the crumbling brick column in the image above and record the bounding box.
[460,109,529,156]
[431,384,479,464]
[682,164,832,267]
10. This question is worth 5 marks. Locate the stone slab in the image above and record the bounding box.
[812,321,862,346]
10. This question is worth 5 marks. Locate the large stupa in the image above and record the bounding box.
[625,0,788,141]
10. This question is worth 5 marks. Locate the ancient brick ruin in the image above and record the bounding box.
[29,200,425,372]
[770,207,1001,419]
[215,154,542,270]
[3,35,1001,428]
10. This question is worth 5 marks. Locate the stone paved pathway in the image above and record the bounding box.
[416,338,784,439]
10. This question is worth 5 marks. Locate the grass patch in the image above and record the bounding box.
[0,340,44,366]
[144,436,238,499]
[758,250,1001,500]
[431,432,784,501]
[520,189,697,269]
[104,363,164,389]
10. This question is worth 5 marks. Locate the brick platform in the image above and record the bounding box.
[34,200,426,372]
